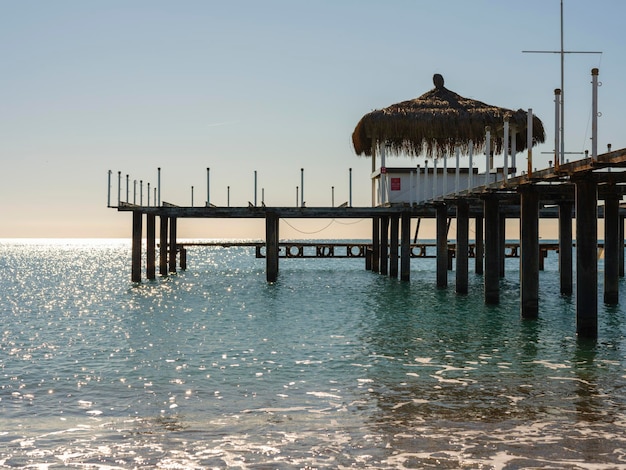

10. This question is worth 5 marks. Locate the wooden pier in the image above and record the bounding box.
[114,148,626,339]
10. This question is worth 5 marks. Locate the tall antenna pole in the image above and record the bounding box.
[523,0,601,166]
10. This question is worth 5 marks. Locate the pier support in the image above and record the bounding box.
[372,217,380,273]
[499,215,506,278]
[484,197,499,304]
[159,216,168,276]
[131,211,142,283]
[266,213,280,282]
[456,201,469,294]
[436,204,448,288]
[380,216,389,276]
[575,177,598,338]
[620,215,625,278]
[520,187,539,318]
[400,212,411,281]
[558,201,573,295]
[168,217,177,273]
[604,192,620,305]
[475,215,484,275]
[389,216,399,278]
[146,214,156,280]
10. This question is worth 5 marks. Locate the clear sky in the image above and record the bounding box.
[2,0,624,239]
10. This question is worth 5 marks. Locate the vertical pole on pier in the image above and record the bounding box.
[168,218,177,273]
[511,127,517,175]
[300,168,304,207]
[227,186,230,207]
[468,142,474,190]
[442,154,448,197]
[131,211,142,283]
[332,186,335,207]
[423,160,429,202]
[140,180,143,206]
[554,89,562,170]
[159,216,168,276]
[456,200,469,294]
[133,180,137,204]
[475,214,484,275]
[389,216,399,278]
[433,158,438,200]
[401,211,411,281]
[484,127,491,187]
[591,68,599,162]
[146,214,156,280]
[380,216,389,275]
[499,215,506,278]
[107,170,112,207]
[484,196,499,304]
[455,148,460,194]
[527,109,533,178]
[520,187,539,318]
[575,176,598,338]
[126,174,129,203]
[604,192,619,305]
[503,117,509,184]
[157,167,161,207]
[254,170,258,207]
[558,201,573,295]
[349,168,353,207]
[436,203,448,288]
[117,171,122,206]
[372,217,380,273]
[191,186,194,207]
[147,183,151,207]
[266,212,279,282]
[206,168,210,206]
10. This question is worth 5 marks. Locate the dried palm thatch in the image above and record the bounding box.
[352,74,545,158]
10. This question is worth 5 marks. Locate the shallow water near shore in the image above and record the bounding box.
[1,238,626,469]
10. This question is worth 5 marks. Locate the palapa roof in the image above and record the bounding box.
[352,74,545,158]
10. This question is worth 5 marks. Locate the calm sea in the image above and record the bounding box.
[1,239,626,469]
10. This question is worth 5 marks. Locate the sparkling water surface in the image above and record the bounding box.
[1,239,626,469]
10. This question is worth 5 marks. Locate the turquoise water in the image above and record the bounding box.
[1,239,626,469]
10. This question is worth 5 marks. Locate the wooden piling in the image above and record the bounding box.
[389,216,399,278]
[620,215,625,278]
[159,216,168,276]
[131,211,142,283]
[266,213,279,282]
[372,217,380,273]
[146,213,156,280]
[436,204,448,288]
[168,217,177,273]
[380,216,389,276]
[575,177,598,338]
[484,197,499,304]
[499,215,506,278]
[475,215,484,275]
[456,201,469,294]
[400,212,411,281]
[520,187,539,318]
[604,193,619,304]
[558,201,573,295]
[180,247,187,270]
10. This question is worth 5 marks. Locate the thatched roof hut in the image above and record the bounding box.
[352,74,545,158]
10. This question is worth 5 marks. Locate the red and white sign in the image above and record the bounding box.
[391,177,401,191]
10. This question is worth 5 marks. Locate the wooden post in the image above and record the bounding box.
[146,213,156,280]
[266,213,279,282]
[475,215,484,275]
[618,215,624,277]
[380,216,389,275]
[180,247,187,271]
[558,201,573,295]
[400,211,411,281]
[389,216,399,278]
[604,193,619,304]
[575,177,598,338]
[168,217,177,273]
[520,187,539,318]
[456,200,469,294]
[372,217,380,273]
[436,203,448,288]
[159,216,168,276]
[484,197,499,304]
[499,214,506,278]
[131,211,142,283]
